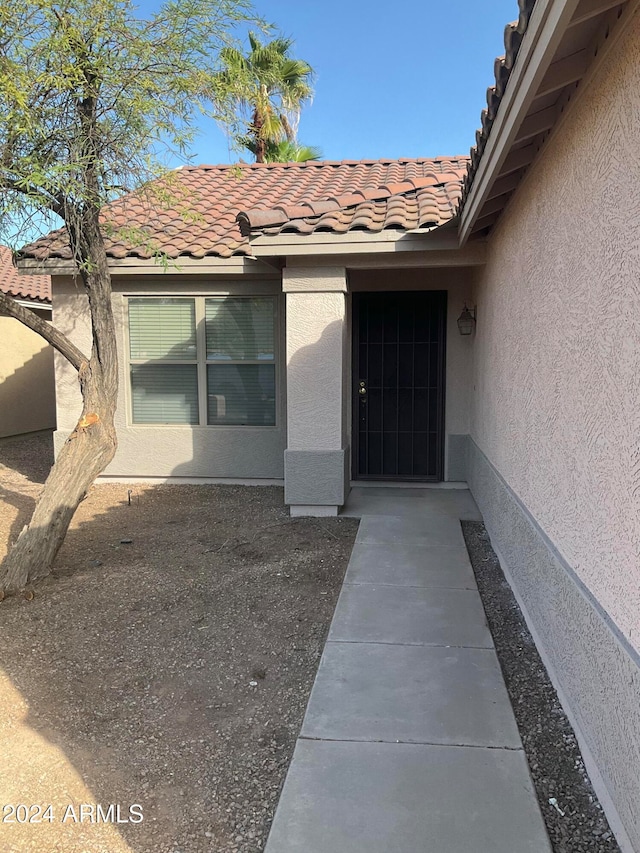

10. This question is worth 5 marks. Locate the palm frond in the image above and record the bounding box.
[214,30,316,162]
[247,31,263,53]
[264,141,323,162]
[269,36,294,55]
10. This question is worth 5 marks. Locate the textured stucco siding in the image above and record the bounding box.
[52,275,285,479]
[468,440,640,852]
[0,314,56,439]
[470,14,640,849]
[471,13,640,651]
[283,267,349,507]
[285,290,346,452]
[284,450,349,505]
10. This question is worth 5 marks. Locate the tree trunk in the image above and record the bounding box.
[0,393,117,593]
[251,107,266,163]
[0,207,119,597]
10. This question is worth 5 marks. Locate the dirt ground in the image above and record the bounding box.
[0,432,358,853]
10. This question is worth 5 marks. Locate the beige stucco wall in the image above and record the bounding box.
[281,267,350,511]
[469,17,640,848]
[284,268,348,452]
[0,314,56,439]
[52,275,286,480]
[471,13,640,651]
[52,264,474,485]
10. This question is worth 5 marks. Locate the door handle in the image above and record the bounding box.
[358,380,367,400]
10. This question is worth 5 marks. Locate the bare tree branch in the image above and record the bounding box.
[0,290,88,371]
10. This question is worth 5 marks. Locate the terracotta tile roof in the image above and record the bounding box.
[462,0,537,202]
[0,245,51,302]
[20,158,468,263]
[237,165,466,237]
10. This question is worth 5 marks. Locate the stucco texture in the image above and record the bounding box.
[468,439,640,852]
[282,267,349,507]
[285,288,347,452]
[0,315,56,439]
[471,13,640,653]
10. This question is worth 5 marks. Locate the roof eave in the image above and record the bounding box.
[459,0,639,245]
[248,224,464,257]
[16,255,278,277]
[459,0,583,245]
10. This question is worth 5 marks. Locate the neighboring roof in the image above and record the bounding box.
[20,158,468,263]
[0,246,51,302]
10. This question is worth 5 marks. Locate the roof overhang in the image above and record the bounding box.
[459,0,639,244]
[16,255,279,277]
[283,244,487,270]
[14,230,480,275]
[15,1,637,268]
[248,223,464,257]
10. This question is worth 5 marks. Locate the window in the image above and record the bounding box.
[128,296,277,426]
[129,298,198,424]
[205,298,276,426]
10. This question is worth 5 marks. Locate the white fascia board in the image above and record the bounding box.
[15,299,52,312]
[459,0,582,245]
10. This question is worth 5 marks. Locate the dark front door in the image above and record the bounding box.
[353,291,446,480]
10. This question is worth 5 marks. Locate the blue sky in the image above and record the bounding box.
[192,0,518,164]
[4,1,518,245]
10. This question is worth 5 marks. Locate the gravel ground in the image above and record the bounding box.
[0,432,358,853]
[461,520,620,853]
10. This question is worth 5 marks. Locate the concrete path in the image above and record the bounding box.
[265,487,552,853]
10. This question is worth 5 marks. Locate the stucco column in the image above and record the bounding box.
[283,266,349,516]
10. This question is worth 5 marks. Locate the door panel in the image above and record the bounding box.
[353,291,446,481]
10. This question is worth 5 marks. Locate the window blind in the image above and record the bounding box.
[128,295,277,427]
[129,298,196,360]
[207,364,275,426]
[131,364,199,424]
[205,298,275,361]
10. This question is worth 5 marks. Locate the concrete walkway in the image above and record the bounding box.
[265,487,552,853]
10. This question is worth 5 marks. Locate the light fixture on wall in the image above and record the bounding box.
[457,304,476,336]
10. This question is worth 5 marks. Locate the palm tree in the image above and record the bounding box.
[215,32,315,163]
[243,139,323,163]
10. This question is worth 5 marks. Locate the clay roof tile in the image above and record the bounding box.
[0,246,51,302]
[463,0,538,205]
[21,158,469,261]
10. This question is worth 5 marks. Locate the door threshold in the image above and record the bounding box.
[350,480,469,490]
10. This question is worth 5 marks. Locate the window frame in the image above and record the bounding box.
[125,292,280,429]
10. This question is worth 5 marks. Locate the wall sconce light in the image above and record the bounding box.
[457,304,476,336]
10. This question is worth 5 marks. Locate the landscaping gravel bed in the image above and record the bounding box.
[0,431,358,853]
[461,520,621,853]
